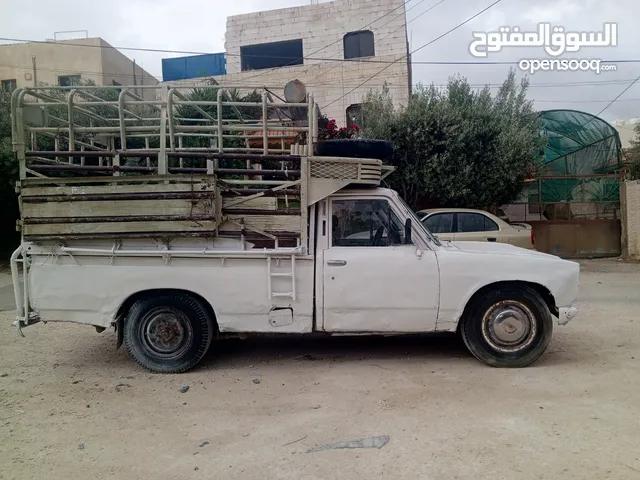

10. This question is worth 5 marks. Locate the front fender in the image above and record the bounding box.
[434,246,580,331]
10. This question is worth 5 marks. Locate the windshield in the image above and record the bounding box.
[394,194,442,246]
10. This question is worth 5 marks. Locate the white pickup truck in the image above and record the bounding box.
[9,84,580,373]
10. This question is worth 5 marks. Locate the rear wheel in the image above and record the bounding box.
[124,293,214,373]
[460,285,553,368]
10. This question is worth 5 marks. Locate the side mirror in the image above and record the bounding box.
[404,218,412,244]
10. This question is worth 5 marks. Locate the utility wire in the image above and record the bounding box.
[378,0,446,44]
[309,0,446,86]
[2,59,638,105]
[2,37,639,68]
[595,73,640,117]
[292,0,438,81]
[536,98,640,103]
[0,62,161,81]
[325,0,506,108]
[2,58,637,89]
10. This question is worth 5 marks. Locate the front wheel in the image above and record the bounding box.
[460,285,553,368]
[124,293,214,373]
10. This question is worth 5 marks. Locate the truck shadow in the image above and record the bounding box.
[46,325,581,371]
[200,333,472,370]
[198,331,584,371]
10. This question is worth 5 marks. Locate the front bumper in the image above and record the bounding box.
[557,306,578,326]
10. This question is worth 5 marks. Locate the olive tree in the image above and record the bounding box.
[362,70,545,209]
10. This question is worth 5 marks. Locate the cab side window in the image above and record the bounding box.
[331,199,409,247]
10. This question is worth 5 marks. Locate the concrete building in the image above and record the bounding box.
[0,37,157,98]
[162,0,411,125]
[612,119,639,150]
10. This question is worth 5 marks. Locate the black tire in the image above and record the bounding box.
[460,285,553,368]
[124,293,214,373]
[316,139,395,161]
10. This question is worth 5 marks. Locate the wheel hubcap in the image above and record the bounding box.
[140,308,192,358]
[482,300,536,353]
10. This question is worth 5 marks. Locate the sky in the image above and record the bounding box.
[1,0,639,123]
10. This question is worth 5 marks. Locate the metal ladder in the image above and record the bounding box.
[267,255,296,301]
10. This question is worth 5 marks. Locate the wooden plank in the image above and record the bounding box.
[222,197,278,213]
[21,197,277,219]
[22,215,299,236]
[220,215,301,233]
[24,214,216,225]
[22,221,216,237]
[223,197,277,210]
[21,174,214,187]
[22,199,214,219]
[23,230,298,241]
[23,220,220,236]
[21,182,216,197]
[23,191,217,203]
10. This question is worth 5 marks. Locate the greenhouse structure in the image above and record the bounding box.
[505,109,623,258]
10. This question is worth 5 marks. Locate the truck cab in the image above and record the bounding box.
[315,188,579,336]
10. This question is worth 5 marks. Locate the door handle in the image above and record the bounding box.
[487,237,497,242]
[327,260,347,266]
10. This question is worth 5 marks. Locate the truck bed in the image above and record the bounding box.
[10,84,388,327]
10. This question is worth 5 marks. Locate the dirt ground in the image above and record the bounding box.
[0,259,639,480]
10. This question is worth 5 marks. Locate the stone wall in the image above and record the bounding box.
[621,180,640,259]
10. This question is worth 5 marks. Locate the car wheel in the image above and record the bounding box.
[124,293,214,373]
[460,285,553,368]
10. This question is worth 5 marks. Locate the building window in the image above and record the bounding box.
[58,75,81,86]
[240,39,304,71]
[343,30,375,59]
[1,79,17,92]
[346,104,363,128]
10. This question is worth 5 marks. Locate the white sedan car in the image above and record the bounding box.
[418,208,535,250]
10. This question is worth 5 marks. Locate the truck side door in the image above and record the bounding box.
[321,197,439,332]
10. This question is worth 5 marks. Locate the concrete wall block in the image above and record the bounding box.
[622,180,640,259]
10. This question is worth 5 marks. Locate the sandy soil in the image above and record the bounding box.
[0,260,639,480]
[0,264,12,289]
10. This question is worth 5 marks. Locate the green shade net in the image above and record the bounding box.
[535,110,622,202]
[522,177,620,203]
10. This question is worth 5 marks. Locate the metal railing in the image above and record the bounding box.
[11,84,318,179]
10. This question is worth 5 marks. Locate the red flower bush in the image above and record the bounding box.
[318,118,360,140]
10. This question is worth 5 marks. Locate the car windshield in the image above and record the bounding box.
[395,195,442,246]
